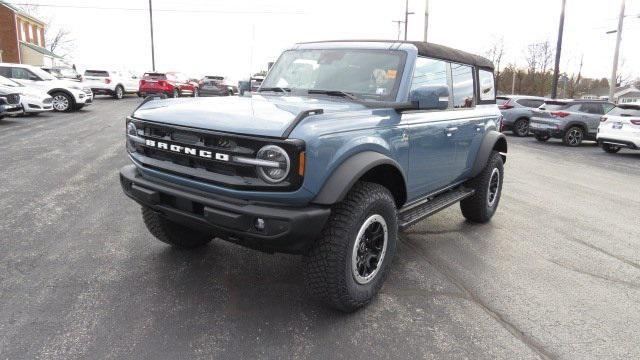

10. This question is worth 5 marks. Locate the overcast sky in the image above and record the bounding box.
[22,0,640,82]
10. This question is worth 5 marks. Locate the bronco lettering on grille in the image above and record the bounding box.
[144,139,230,161]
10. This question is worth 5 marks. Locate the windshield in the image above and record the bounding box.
[608,106,640,117]
[30,67,56,80]
[261,49,406,101]
[0,75,24,87]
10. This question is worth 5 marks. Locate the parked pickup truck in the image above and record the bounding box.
[120,40,507,311]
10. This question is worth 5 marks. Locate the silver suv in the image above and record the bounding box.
[497,95,545,137]
[530,100,615,146]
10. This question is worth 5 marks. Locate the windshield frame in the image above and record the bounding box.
[261,48,408,102]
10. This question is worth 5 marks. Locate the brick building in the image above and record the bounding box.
[0,1,64,66]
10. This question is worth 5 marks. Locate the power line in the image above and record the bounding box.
[6,2,305,14]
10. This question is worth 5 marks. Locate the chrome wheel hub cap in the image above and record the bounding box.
[52,95,68,111]
[568,129,582,145]
[351,215,388,285]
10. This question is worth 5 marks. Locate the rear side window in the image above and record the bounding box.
[11,67,38,80]
[478,70,495,101]
[562,103,583,112]
[580,102,605,115]
[541,101,567,110]
[85,70,109,77]
[451,64,474,108]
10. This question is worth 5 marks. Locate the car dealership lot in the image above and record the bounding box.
[1,98,639,359]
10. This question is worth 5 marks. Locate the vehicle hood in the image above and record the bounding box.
[0,84,49,98]
[132,95,368,138]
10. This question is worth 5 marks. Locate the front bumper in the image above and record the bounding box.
[119,165,330,254]
[1,104,23,116]
[21,97,53,113]
[72,89,94,105]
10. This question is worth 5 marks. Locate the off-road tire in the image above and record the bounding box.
[562,126,584,147]
[460,151,504,223]
[304,182,398,312]
[113,85,124,99]
[513,118,529,137]
[141,206,212,248]
[601,142,621,153]
[534,133,550,142]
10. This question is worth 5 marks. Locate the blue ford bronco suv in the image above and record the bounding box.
[120,40,507,311]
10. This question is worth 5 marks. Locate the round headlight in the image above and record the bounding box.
[256,145,290,183]
[127,122,137,136]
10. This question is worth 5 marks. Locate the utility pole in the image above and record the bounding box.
[403,0,414,41]
[511,70,516,95]
[392,20,404,40]
[148,0,156,71]
[550,0,566,99]
[423,0,429,42]
[609,0,625,102]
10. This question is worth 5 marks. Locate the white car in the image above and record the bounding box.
[0,75,52,114]
[0,63,93,112]
[83,69,139,99]
[597,104,640,153]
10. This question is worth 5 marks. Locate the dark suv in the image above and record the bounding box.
[530,100,615,146]
[120,41,507,311]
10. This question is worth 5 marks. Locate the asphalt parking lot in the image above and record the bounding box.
[1,97,639,359]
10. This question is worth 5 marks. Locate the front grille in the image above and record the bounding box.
[4,94,20,105]
[128,119,304,191]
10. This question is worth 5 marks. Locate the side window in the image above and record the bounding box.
[478,70,495,101]
[11,67,38,80]
[517,99,544,108]
[410,57,450,109]
[0,67,10,77]
[451,64,474,108]
[602,103,615,114]
[564,104,582,112]
[580,103,603,115]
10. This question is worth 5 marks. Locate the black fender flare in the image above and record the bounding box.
[47,88,77,105]
[470,130,507,177]
[563,121,588,133]
[312,151,407,205]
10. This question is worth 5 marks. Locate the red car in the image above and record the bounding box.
[138,72,199,98]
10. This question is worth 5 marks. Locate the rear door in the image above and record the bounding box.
[579,102,611,135]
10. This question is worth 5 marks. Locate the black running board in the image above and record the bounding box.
[398,187,475,230]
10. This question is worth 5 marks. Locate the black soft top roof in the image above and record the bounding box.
[300,40,494,70]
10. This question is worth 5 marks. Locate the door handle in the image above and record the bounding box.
[445,127,458,137]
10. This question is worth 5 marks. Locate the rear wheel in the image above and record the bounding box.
[534,133,550,142]
[304,182,397,312]
[562,126,584,146]
[172,88,180,98]
[460,151,504,223]
[141,206,213,248]
[601,142,622,153]
[512,118,530,137]
[193,88,199,97]
[113,85,124,99]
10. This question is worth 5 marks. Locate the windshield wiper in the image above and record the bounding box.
[258,87,291,93]
[307,89,359,101]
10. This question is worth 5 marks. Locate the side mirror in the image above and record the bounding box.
[408,85,449,110]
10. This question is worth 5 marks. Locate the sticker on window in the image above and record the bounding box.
[386,69,397,79]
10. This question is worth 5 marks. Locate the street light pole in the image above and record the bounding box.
[148,0,156,71]
[403,0,414,41]
[609,0,625,102]
[423,0,429,42]
[550,0,566,99]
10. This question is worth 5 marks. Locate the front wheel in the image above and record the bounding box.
[601,142,621,153]
[172,88,180,98]
[304,182,397,312]
[460,151,504,223]
[512,118,529,137]
[51,92,73,112]
[141,207,213,248]
[193,88,199,97]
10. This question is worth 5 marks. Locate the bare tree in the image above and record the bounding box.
[20,5,75,59]
[524,41,555,95]
[485,36,505,83]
